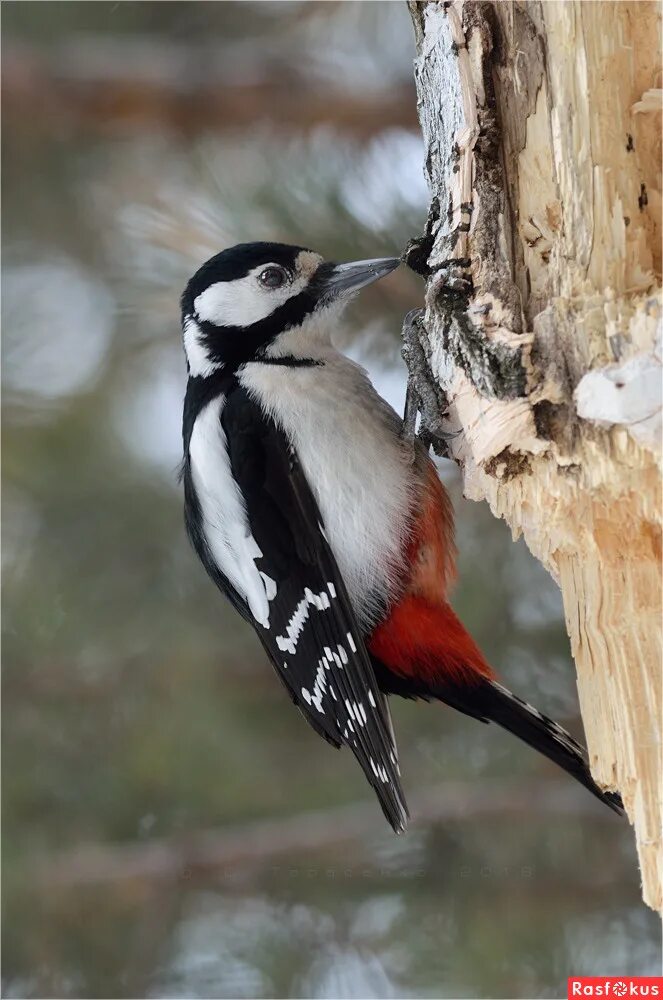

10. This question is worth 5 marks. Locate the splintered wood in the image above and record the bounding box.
[408,0,662,910]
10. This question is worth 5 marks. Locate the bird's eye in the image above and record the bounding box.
[258,266,287,289]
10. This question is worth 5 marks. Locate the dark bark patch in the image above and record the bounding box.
[484,447,531,480]
[533,400,578,451]
[403,197,442,277]
[440,301,527,399]
[533,400,563,439]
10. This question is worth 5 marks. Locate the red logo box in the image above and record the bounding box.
[568,978,663,999]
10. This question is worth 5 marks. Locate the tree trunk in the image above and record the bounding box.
[406,0,662,911]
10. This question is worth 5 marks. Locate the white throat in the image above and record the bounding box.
[264,300,346,361]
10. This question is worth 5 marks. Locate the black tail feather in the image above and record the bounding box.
[371,657,624,816]
[436,678,624,815]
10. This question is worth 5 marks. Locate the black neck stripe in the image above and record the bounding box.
[194,286,318,371]
[259,356,323,368]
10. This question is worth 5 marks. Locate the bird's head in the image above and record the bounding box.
[180,241,400,376]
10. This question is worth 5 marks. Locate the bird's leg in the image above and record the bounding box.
[400,312,422,461]
[402,382,420,461]
[400,308,461,460]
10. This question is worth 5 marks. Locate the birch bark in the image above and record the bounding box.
[406,0,662,911]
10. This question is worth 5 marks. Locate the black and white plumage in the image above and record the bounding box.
[181,243,408,830]
[180,241,623,829]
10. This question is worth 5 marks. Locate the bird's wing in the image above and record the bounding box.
[217,382,408,832]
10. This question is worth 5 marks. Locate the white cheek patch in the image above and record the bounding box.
[194,265,308,329]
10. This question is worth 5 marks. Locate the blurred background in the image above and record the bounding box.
[2,3,660,998]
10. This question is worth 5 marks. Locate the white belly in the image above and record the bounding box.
[239,355,416,629]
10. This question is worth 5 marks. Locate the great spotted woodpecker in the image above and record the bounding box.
[180,241,623,830]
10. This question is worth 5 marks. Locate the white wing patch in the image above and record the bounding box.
[189,396,273,628]
[260,572,278,600]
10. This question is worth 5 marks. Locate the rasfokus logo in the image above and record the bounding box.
[568,978,663,999]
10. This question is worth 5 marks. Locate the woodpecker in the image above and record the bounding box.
[180,241,623,830]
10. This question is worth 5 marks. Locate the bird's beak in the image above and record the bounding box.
[320,257,400,298]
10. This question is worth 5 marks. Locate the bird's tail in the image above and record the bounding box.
[370,600,623,815]
[434,676,624,815]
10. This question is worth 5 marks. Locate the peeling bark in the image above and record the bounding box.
[407,0,662,911]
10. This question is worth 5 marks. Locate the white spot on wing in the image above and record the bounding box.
[276,588,334,655]
[307,661,327,714]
